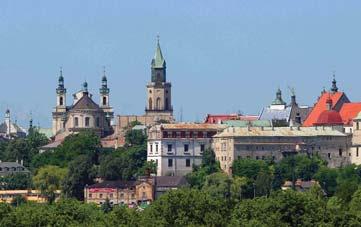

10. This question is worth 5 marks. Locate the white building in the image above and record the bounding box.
[147,123,226,176]
[350,112,361,165]
[0,110,26,139]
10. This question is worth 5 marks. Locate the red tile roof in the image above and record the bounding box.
[303,92,348,126]
[339,103,361,125]
[313,110,343,126]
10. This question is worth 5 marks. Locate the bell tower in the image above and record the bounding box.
[99,67,114,126]
[56,68,66,108]
[52,68,67,135]
[145,37,173,117]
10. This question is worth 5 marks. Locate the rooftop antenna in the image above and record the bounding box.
[288,86,296,96]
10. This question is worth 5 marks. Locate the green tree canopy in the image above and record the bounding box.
[33,165,67,203]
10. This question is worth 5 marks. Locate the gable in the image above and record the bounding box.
[303,92,349,126]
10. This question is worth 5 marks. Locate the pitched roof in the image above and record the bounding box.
[223,120,272,127]
[214,126,347,138]
[155,176,188,187]
[259,106,292,121]
[87,180,137,189]
[151,40,166,68]
[303,92,349,126]
[339,103,361,125]
[71,93,100,110]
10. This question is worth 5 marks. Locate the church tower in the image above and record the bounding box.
[52,68,67,135]
[56,68,66,108]
[145,37,173,117]
[99,67,114,125]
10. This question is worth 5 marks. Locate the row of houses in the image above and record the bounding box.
[147,80,361,176]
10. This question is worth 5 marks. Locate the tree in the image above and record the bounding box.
[140,188,230,226]
[62,155,95,200]
[99,145,147,181]
[232,159,269,180]
[186,149,220,189]
[31,131,101,168]
[101,198,112,213]
[349,187,361,215]
[314,166,338,196]
[125,129,147,146]
[33,165,67,203]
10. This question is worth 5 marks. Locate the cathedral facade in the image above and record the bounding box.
[52,69,114,138]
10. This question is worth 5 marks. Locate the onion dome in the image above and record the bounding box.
[83,81,88,92]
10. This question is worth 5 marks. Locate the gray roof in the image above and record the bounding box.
[215,126,347,138]
[0,162,29,176]
[155,176,188,188]
[259,106,292,122]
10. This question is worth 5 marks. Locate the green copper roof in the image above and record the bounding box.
[272,88,286,105]
[151,39,166,68]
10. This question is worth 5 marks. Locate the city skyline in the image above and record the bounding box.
[1,1,361,127]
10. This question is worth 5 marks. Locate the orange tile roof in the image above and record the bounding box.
[303,92,347,127]
[339,103,361,125]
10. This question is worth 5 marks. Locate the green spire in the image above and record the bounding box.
[272,88,286,105]
[151,36,166,68]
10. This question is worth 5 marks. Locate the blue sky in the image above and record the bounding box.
[1,1,361,128]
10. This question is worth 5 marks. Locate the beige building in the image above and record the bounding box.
[0,190,61,204]
[350,112,361,165]
[147,123,226,176]
[213,126,352,175]
[52,68,114,138]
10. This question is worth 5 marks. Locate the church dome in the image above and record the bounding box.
[314,110,343,126]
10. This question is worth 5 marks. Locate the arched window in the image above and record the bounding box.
[59,97,63,106]
[156,98,161,110]
[102,97,107,106]
[74,117,79,127]
[85,117,90,127]
[165,98,169,110]
[149,98,153,110]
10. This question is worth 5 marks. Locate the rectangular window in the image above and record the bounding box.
[150,144,153,153]
[96,117,100,127]
[200,144,205,152]
[339,149,343,157]
[85,117,90,127]
[99,194,103,199]
[168,159,173,167]
[109,193,113,199]
[328,153,331,159]
[155,143,159,153]
[184,144,189,152]
[357,147,359,157]
[197,132,203,138]
[89,193,92,198]
[186,159,191,167]
[74,117,79,127]
[180,131,186,138]
[168,144,172,152]
[163,131,168,138]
